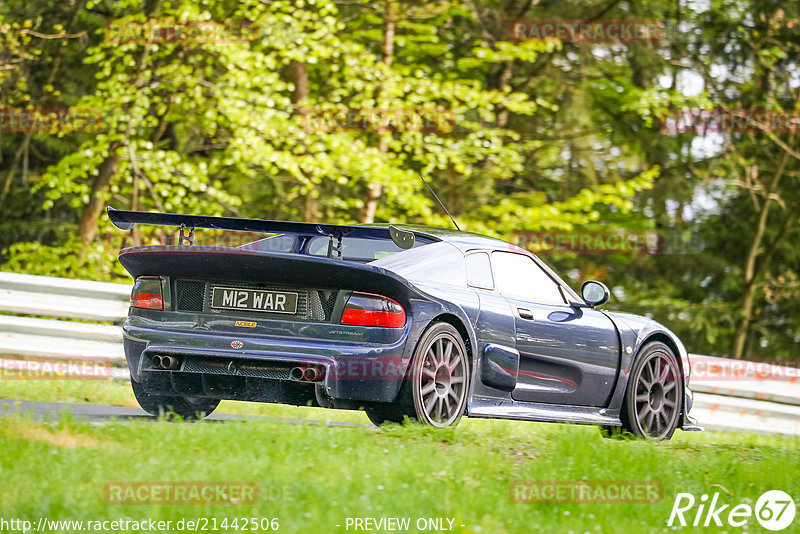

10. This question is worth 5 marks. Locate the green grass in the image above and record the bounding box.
[0,378,368,423]
[1,379,798,533]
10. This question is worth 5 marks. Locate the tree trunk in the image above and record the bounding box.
[78,145,121,246]
[77,0,161,248]
[288,60,318,222]
[362,136,389,224]
[289,61,309,107]
[0,139,30,210]
[731,152,788,358]
[495,62,512,129]
[300,193,318,223]
[362,0,397,224]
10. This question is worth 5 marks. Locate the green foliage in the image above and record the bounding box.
[2,0,799,358]
[2,238,128,282]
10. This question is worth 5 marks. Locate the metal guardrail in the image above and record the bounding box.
[687,354,800,436]
[0,272,128,370]
[0,271,798,435]
[0,271,130,321]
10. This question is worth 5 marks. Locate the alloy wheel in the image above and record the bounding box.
[632,350,680,440]
[413,328,468,427]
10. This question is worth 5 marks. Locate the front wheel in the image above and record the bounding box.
[365,322,470,428]
[619,342,682,441]
[131,378,220,420]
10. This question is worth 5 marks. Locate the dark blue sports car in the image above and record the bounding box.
[109,207,701,441]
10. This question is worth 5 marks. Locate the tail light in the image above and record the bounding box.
[341,292,406,328]
[131,276,163,310]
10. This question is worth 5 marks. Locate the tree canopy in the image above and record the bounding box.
[1,0,798,360]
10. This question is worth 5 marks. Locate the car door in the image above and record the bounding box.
[491,251,620,407]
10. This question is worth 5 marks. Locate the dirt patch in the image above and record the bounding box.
[17,424,111,449]
[509,441,539,466]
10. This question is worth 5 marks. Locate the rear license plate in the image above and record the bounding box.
[211,287,298,314]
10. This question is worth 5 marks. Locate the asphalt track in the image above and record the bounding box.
[0,398,369,427]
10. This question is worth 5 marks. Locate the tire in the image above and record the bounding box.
[364,322,470,428]
[131,378,220,420]
[364,404,406,426]
[619,342,683,441]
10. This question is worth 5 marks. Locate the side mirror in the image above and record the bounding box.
[581,280,610,308]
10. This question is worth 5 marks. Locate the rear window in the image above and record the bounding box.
[239,234,298,252]
[307,236,427,261]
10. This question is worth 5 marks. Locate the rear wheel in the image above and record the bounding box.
[131,378,220,420]
[619,342,682,441]
[364,405,406,426]
[366,322,470,427]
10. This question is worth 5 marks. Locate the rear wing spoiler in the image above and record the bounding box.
[107,206,425,254]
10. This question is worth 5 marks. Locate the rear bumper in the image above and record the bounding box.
[123,322,413,405]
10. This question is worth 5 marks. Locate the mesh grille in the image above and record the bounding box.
[181,357,293,380]
[316,289,338,318]
[175,280,205,312]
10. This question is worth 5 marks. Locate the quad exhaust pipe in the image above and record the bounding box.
[290,366,324,382]
[150,356,319,379]
[161,356,180,370]
[150,355,181,370]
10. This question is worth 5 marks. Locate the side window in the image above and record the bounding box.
[465,252,494,289]
[491,251,565,305]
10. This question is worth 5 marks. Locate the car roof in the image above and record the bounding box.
[388,224,583,304]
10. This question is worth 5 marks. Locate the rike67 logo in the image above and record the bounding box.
[668,490,796,531]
